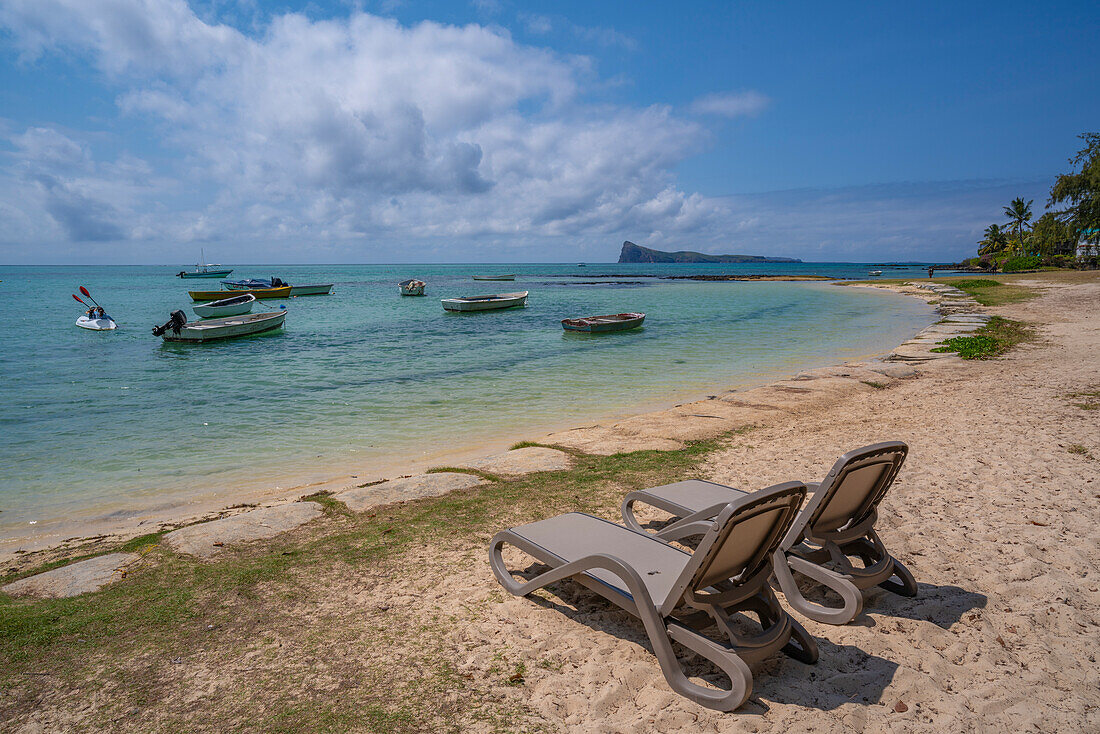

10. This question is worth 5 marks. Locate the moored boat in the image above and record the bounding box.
[289,283,333,296]
[399,279,426,296]
[472,274,516,281]
[441,291,528,312]
[153,309,286,342]
[177,249,232,278]
[561,312,645,333]
[192,293,256,319]
[189,286,291,301]
[76,315,117,330]
[868,270,883,276]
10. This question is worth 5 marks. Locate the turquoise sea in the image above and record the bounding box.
[0,263,939,542]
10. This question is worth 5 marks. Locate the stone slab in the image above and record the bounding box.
[2,553,139,598]
[869,363,919,379]
[333,472,485,513]
[165,502,322,558]
[464,446,572,475]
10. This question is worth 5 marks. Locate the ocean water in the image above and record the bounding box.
[0,262,938,538]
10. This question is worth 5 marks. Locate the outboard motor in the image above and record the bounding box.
[152,310,187,336]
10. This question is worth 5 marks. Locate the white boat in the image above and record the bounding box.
[76,315,117,330]
[441,291,528,312]
[868,270,883,276]
[177,248,232,278]
[472,274,516,281]
[154,310,286,342]
[399,279,426,296]
[192,293,256,319]
[290,283,333,296]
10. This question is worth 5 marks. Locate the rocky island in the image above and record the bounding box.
[618,241,802,264]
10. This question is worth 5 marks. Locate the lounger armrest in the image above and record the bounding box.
[771,550,862,625]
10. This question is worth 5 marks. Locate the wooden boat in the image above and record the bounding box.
[177,249,232,278]
[189,286,291,301]
[289,283,333,296]
[441,291,528,312]
[399,279,426,296]
[76,315,117,330]
[192,293,255,319]
[562,312,645,333]
[472,274,516,281]
[155,310,286,342]
[223,278,331,296]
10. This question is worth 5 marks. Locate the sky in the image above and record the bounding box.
[0,0,1097,264]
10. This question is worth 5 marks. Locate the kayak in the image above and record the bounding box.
[76,315,117,331]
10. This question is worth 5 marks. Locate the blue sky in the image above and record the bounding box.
[0,0,1096,263]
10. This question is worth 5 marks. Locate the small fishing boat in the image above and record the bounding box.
[222,277,288,290]
[189,286,291,301]
[154,309,286,342]
[399,279,426,296]
[177,249,232,278]
[76,314,117,330]
[441,291,528,312]
[289,283,333,296]
[868,270,883,276]
[561,312,645,333]
[222,278,331,296]
[192,293,256,319]
[472,274,516,281]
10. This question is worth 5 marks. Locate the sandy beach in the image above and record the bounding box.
[2,272,1098,731]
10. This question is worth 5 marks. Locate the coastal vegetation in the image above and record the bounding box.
[969,133,1100,271]
[0,434,737,729]
[617,241,801,264]
[931,317,1033,359]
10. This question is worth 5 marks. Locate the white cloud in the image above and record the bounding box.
[0,0,717,258]
[690,91,770,118]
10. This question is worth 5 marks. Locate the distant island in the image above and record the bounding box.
[618,241,802,264]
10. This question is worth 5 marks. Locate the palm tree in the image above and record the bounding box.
[1003,197,1034,255]
[978,223,1009,256]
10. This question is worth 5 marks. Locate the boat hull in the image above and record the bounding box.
[76,316,117,331]
[442,291,528,312]
[160,310,286,342]
[178,270,233,278]
[189,286,291,301]
[289,284,333,296]
[193,294,256,318]
[562,313,645,333]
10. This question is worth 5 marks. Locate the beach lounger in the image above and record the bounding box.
[621,441,918,626]
[489,481,817,711]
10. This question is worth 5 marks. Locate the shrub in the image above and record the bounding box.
[1002,255,1040,272]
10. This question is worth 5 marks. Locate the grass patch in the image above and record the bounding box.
[932,278,1035,306]
[1067,389,1100,410]
[1068,444,1093,459]
[931,317,1034,359]
[860,380,888,390]
[301,490,353,517]
[0,433,732,729]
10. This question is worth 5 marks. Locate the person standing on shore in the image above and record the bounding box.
[928,266,934,278]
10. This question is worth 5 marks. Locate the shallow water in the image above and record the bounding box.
[0,263,937,536]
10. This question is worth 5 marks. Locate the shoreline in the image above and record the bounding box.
[0,279,942,569]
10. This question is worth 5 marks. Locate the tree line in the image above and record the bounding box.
[970,133,1099,271]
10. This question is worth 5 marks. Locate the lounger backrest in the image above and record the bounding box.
[799,441,907,538]
[659,482,805,615]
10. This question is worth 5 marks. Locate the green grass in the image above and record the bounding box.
[0,434,733,729]
[425,466,503,482]
[1067,389,1100,410]
[1068,444,1093,459]
[860,380,888,390]
[932,278,1036,306]
[931,317,1034,360]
